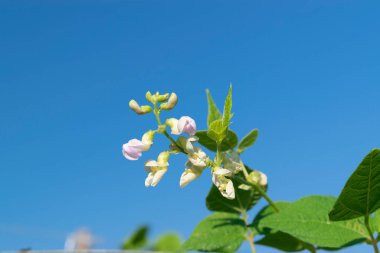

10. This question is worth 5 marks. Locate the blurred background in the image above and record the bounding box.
[1,0,380,252]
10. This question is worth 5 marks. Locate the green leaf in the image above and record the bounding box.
[255,196,369,248]
[206,167,266,214]
[196,130,238,152]
[152,233,182,252]
[206,89,222,126]
[207,119,228,143]
[256,231,314,252]
[374,209,380,233]
[329,149,380,221]
[182,212,246,253]
[237,129,259,154]
[121,226,149,250]
[222,85,233,128]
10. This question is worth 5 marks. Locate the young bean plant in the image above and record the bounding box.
[122,86,380,253]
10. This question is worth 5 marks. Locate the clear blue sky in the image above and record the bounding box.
[1,0,380,252]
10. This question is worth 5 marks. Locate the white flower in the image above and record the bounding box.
[165,116,197,136]
[179,161,205,188]
[144,151,170,187]
[178,136,208,167]
[212,170,235,200]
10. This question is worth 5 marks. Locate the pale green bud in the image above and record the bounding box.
[165,118,180,135]
[155,92,170,102]
[146,91,154,103]
[142,130,155,146]
[129,99,152,115]
[160,93,178,110]
[247,170,268,187]
[157,151,170,164]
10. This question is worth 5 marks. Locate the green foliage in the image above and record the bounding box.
[329,149,380,221]
[374,210,380,233]
[206,168,266,214]
[207,119,228,143]
[182,212,246,253]
[206,89,222,126]
[152,233,182,252]
[237,129,259,154]
[222,85,233,128]
[121,225,149,250]
[254,196,369,248]
[196,130,238,152]
[256,231,314,252]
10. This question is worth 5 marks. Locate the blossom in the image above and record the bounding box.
[179,161,205,188]
[160,93,178,110]
[122,139,147,160]
[178,136,208,167]
[212,167,235,199]
[178,116,197,136]
[144,151,170,187]
[166,116,196,136]
[129,99,152,115]
[122,131,155,160]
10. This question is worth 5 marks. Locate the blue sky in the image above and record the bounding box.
[1,0,380,252]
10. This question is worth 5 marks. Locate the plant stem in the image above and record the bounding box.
[365,215,379,253]
[241,210,256,253]
[216,142,222,166]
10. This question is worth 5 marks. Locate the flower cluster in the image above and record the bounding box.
[122,91,210,189]
[122,91,267,200]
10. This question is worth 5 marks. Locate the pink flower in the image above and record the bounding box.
[122,139,150,160]
[177,116,197,136]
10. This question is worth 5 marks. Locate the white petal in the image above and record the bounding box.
[179,170,199,188]
[224,180,235,199]
[151,169,167,187]
[145,172,154,187]
[213,168,232,176]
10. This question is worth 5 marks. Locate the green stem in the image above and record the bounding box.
[365,215,379,253]
[232,175,279,213]
[216,142,222,166]
[241,210,256,253]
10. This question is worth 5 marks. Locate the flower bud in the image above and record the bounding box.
[155,92,170,102]
[160,93,178,110]
[141,130,155,150]
[129,100,152,115]
[248,170,268,187]
[157,151,170,164]
[165,118,180,135]
[146,91,153,103]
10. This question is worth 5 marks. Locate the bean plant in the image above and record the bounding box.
[122,86,380,253]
